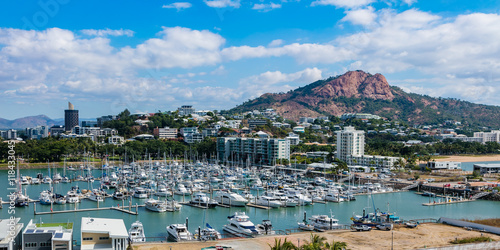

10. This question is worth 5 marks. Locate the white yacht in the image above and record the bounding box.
[42,176,52,184]
[156,185,170,197]
[308,215,339,230]
[52,173,62,183]
[133,187,148,199]
[195,224,221,241]
[174,184,191,195]
[39,190,53,205]
[113,189,127,200]
[324,192,344,202]
[254,196,282,208]
[129,221,146,243]
[223,212,260,236]
[145,199,167,212]
[88,189,104,202]
[214,191,248,207]
[166,224,193,242]
[66,190,80,203]
[284,189,312,206]
[31,178,41,185]
[19,176,30,185]
[189,193,218,208]
[256,220,275,235]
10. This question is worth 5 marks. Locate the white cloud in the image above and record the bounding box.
[402,0,417,6]
[341,7,377,26]
[311,0,374,8]
[252,3,282,12]
[81,28,134,37]
[204,0,240,8]
[239,68,323,98]
[162,2,192,11]
[268,39,284,47]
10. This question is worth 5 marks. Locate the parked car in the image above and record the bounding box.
[353,225,372,231]
[376,224,393,231]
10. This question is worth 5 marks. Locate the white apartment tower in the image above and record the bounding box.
[336,126,365,161]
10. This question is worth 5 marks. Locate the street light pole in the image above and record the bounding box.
[392,230,394,250]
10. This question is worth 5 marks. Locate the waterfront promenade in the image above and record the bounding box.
[133,223,500,250]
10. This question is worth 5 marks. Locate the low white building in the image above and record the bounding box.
[473,164,500,175]
[80,217,128,250]
[0,218,23,250]
[427,161,461,170]
[108,136,124,145]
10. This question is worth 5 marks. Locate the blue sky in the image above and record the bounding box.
[1,0,500,119]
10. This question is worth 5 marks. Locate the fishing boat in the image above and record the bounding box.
[129,221,146,243]
[222,212,260,236]
[166,223,193,241]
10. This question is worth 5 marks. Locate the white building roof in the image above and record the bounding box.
[81,217,128,238]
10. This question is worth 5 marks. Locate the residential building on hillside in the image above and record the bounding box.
[293,126,305,133]
[248,119,267,128]
[81,121,98,127]
[184,133,204,144]
[285,132,301,145]
[202,127,219,137]
[153,127,178,139]
[178,105,195,116]
[474,130,500,143]
[108,136,125,145]
[97,115,117,127]
[217,137,290,166]
[180,127,198,137]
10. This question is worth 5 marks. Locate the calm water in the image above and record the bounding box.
[1,168,499,245]
[461,161,500,171]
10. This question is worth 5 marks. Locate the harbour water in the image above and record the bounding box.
[1,168,499,245]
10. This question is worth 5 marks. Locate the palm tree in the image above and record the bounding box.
[301,233,327,250]
[324,240,349,250]
[269,238,298,250]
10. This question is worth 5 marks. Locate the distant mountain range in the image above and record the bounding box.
[0,116,98,129]
[0,115,63,129]
[232,70,500,128]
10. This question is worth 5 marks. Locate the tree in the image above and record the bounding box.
[301,233,327,250]
[269,238,297,250]
[324,239,349,250]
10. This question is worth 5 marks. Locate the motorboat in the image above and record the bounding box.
[54,194,67,205]
[31,178,41,185]
[214,191,248,207]
[113,188,127,200]
[308,215,339,230]
[14,192,29,207]
[189,193,218,208]
[133,187,148,199]
[88,189,104,202]
[19,176,30,185]
[174,184,191,195]
[194,224,221,241]
[52,173,62,183]
[61,176,70,183]
[324,192,344,202]
[166,224,193,242]
[39,190,53,205]
[42,176,52,184]
[156,185,170,197]
[66,189,80,203]
[223,212,260,236]
[254,196,281,208]
[298,222,315,231]
[145,199,167,212]
[256,220,275,235]
[129,221,146,243]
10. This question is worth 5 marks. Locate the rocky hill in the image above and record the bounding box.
[232,70,500,127]
[0,115,62,129]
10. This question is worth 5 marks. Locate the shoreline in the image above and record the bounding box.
[433,154,500,163]
[133,223,500,250]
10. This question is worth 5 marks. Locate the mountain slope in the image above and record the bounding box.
[0,115,62,129]
[232,70,500,127]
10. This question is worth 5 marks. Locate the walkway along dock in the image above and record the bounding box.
[33,202,142,215]
[422,196,475,206]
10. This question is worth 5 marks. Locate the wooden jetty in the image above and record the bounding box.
[33,202,143,215]
[246,203,271,210]
[422,198,475,206]
[179,202,209,209]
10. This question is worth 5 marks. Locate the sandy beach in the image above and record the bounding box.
[433,155,500,163]
[133,223,500,250]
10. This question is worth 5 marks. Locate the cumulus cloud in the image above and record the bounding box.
[204,0,240,8]
[341,7,377,26]
[239,68,323,98]
[252,3,282,12]
[311,0,374,8]
[162,2,192,11]
[81,28,134,37]
[268,39,284,47]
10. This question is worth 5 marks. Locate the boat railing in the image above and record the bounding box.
[400,218,438,225]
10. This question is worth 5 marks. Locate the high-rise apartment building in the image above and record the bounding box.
[64,102,79,132]
[336,126,365,162]
[217,137,290,166]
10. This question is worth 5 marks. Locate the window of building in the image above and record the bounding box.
[99,237,110,240]
[25,242,37,248]
[40,242,52,247]
[83,237,93,241]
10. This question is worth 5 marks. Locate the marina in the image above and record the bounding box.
[0,159,498,248]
